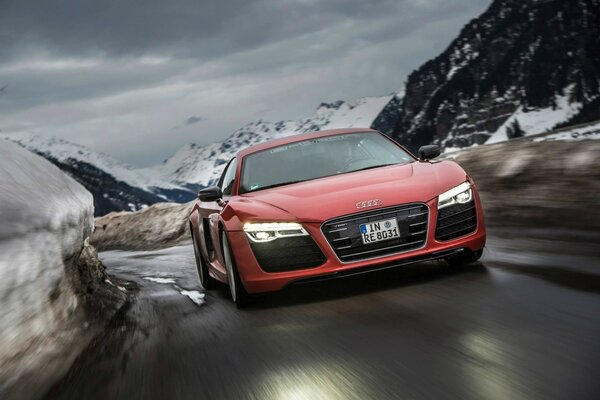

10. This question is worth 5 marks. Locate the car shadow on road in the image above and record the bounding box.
[237,261,488,310]
[485,261,600,294]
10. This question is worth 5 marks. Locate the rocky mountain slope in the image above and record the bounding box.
[372,0,600,152]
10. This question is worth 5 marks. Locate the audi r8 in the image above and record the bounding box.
[189,128,486,306]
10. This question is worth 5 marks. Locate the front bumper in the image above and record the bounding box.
[229,195,486,294]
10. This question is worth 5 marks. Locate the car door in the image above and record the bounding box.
[203,158,237,269]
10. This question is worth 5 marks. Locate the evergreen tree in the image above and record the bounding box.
[506,118,525,139]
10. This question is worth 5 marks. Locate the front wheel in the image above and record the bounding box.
[444,249,483,267]
[192,230,217,290]
[222,231,250,308]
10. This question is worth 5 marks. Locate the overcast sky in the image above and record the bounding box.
[0,0,491,167]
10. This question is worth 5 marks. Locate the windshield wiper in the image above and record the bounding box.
[350,163,399,173]
[250,179,311,192]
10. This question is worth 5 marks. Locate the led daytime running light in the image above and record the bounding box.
[243,222,308,242]
[438,182,472,209]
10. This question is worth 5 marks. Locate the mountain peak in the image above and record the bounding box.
[317,100,345,111]
[158,94,393,186]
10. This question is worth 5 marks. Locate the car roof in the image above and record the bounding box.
[237,128,379,158]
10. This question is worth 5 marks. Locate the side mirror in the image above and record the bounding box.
[418,145,441,161]
[198,186,223,202]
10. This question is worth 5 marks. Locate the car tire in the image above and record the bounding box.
[192,229,217,290]
[444,249,483,267]
[221,230,250,308]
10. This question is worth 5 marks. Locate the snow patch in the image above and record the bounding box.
[105,279,127,292]
[180,290,205,306]
[141,276,205,306]
[143,277,176,284]
[486,92,582,144]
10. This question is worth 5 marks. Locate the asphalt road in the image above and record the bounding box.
[46,228,600,400]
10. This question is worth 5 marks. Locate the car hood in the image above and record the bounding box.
[239,161,468,223]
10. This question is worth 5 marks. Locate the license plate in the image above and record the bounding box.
[359,218,401,244]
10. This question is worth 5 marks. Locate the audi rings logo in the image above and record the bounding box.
[356,199,383,209]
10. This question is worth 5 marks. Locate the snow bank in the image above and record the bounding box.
[447,139,600,231]
[92,201,192,251]
[0,139,118,398]
[533,121,600,142]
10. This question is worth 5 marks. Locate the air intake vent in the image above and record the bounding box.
[248,236,326,273]
[435,202,477,241]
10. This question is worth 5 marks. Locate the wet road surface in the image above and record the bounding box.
[46,229,600,400]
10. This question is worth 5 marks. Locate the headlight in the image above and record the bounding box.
[243,222,308,242]
[438,182,472,209]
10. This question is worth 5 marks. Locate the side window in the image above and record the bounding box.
[218,158,237,196]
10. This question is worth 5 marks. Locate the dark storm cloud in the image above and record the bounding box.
[1,0,412,60]
[0,0,443,110]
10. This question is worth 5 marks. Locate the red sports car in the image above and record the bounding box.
[189,128,486,306]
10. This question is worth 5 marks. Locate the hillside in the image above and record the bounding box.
[372,0,600,152]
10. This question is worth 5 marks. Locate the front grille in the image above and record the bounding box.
[321,204,429,263]
[248,236,326,273]
[435,201,477,241]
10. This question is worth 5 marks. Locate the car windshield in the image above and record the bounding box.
[240,132,414,194]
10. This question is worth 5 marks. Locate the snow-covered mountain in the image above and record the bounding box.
[7,133,183,192]
[3,133,197,215]
[372,0,600,152]
[153,95,394,186]
[3,94,393,214]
